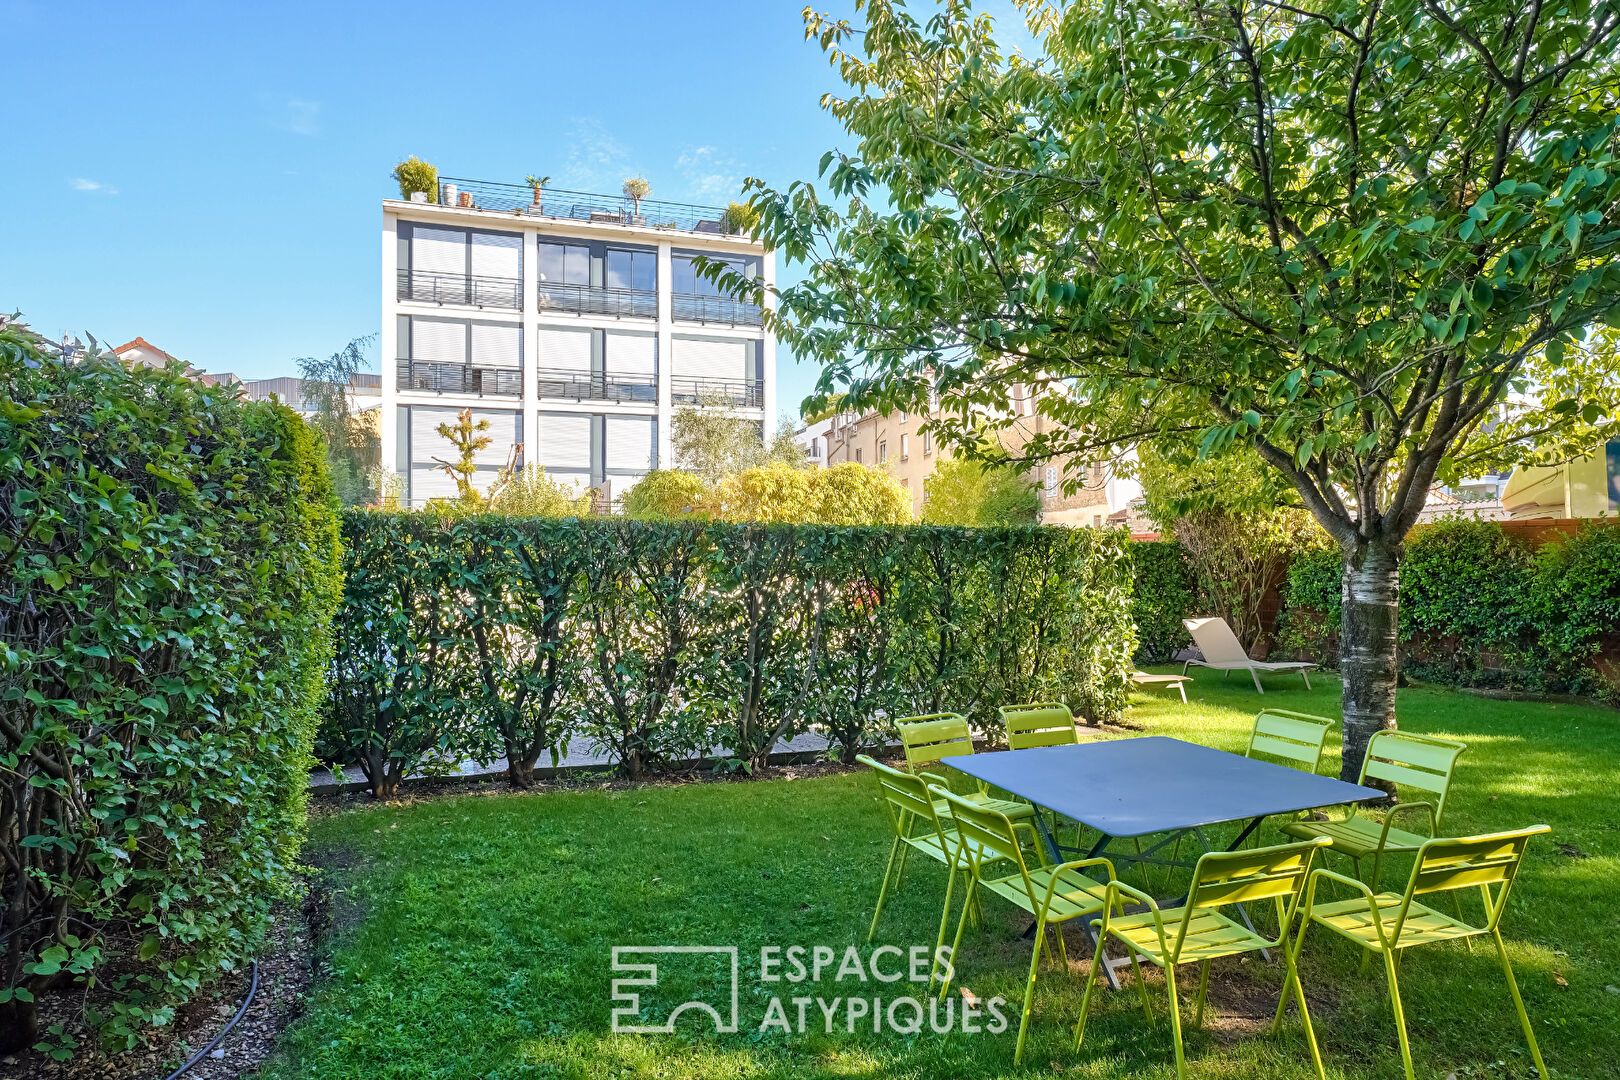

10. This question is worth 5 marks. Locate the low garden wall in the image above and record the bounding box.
[325,514,1138,793]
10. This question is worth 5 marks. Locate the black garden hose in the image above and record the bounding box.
[161,961,259,1080]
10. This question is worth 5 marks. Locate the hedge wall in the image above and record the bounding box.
[326,514,1137,793]
[0,331,342,1052]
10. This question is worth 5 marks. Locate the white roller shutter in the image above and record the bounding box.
[606,332,656,376]
[673,337,747,380]
[411,319,466,364]
[536,413,593,470]
[411,226,466,275]
[471,322,520,366]
[409,463,462,506]
[411,406,516,463]
[537,327,592,372]
[605,415,654,472]
[470,232,521,278]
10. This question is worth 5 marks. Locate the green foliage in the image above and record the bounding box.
[1128,541,1197,664]
[492,463,592,518]
[0,322,340,1052]
[622,469,710,521]
[298,334,379,508]
[671,396,805,485]
[392,156,438,201]
[721,200,761,236]
[324,515,1138,786]
[1277,520,1620,696]
[921,456,1037,527]
[804,462,913,525]
[622,176,651,211]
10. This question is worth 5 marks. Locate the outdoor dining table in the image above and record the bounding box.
[945,735,1385,988]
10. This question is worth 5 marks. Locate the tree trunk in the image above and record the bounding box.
[0,995,37,1053]
[506,748,539,790]
[1338,538,1401,786]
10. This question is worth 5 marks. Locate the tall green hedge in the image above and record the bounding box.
[0,328,342,1052]
[1127,540,1197,663]
[326,514,1137,793]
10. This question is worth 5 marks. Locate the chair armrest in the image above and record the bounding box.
[1377,800,1439,846]
[1103,879,1172,956]
[1305,868,1390,949]
[1009,821,1049,867]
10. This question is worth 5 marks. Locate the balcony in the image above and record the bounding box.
[396,360,521,398]
[537,282,657,319]
[670,293,763,328]
[430,177,747,236]
[397,268,522,310]
[535,368,657,405]
[672,376,764,409]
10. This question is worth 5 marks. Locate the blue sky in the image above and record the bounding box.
[3,0,1038,414]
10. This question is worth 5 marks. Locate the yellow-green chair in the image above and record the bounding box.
[1245,709,1335,772]
[933,785,1113,1065]
[1281,729,1466,887]
[1074,837,1333,1080]
[855,755,969,988]
[1287,825,1551,1080]
[896,713,1033,821]
[1000,702,1083,750]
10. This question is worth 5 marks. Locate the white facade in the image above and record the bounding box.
[381,181,774,508]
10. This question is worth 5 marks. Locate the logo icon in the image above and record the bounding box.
[610,946,739,1034]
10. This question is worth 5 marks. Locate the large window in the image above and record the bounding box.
[537,241,590,285]
[671,253,750,295]
[605,249,656,292]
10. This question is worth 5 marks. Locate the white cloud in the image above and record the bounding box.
[270,98,321,136]
[69,178,117,194]
[675,144,746,203]
[555,118,637,191]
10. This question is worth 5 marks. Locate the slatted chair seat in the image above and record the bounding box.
[1280,815,1430,858]
[1102,907,1274,964]
[977,863,1111,921]
[933,791,1031,820]
[1306,893,1477,950]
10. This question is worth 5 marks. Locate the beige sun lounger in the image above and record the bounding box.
[1181,616,1316,693]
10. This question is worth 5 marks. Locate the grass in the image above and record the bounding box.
[261,672,1620,1079]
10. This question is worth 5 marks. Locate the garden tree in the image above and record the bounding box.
[627,461,913,524]
[426,408,519,513]
[922,455,1039,526]
[298,334,379,507]
[713,459,816,521]
[810,461,915,524]
[492,463,592,517]
[1136,445,1324,650]
[671,391,805,484]
[745,0,1620,778]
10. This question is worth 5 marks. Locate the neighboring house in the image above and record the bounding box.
[1502,441,1620,519]
[811,383,1141,524]
[112,337,237,386]
[1414,486,1508,522]
[238,373,382,425]
[380,175,775,509]
[793,415,833,468]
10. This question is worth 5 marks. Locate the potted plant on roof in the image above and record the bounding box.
[622,176,650,226]
[721,200,761,237]
[393,156,438,203]
[525,174,551,216]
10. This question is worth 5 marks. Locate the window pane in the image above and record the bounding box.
[672,256,696,294]
[537,243,563,283]
[563,245,589,284]
[606,250,632,290]
[633,252,656,292]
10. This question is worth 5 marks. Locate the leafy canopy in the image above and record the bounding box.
[921,455,1038,526]
[749,0,1620,550]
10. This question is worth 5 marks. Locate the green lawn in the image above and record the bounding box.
[262,673,1620,1079]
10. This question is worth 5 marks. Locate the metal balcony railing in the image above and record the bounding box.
[537,282,658,319]
[397,268,522,310]
[670,292,764,328]
[671,376,764,408]
[535,368,657,405]
[396,360,522,398]
[434,177,743,235]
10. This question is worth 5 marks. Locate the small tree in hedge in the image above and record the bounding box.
[922,456,1038,526]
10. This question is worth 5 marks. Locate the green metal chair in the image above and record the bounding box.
[1074,837,1333,1080]
[933,785,1114,1065]
[855,755,968,987]
[896,713,1033,821]
[1000,702,1083,750]
[1280,729,1466,888]
[1245,709,1335,772]
[1288,825,1551,1080]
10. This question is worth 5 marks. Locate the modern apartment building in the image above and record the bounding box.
[380,176,774,507]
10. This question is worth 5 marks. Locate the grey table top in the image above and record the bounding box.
[945,736,1384,838]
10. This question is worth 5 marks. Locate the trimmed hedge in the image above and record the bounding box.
[1128,540,1196,663]
[326,514,1137,792]
[0,329,342,1051]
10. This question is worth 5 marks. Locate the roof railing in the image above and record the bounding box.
[410,177,746,237]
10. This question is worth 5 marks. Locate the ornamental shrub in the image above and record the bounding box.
[1128,541,1197,663]
[0,325,341,1052]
